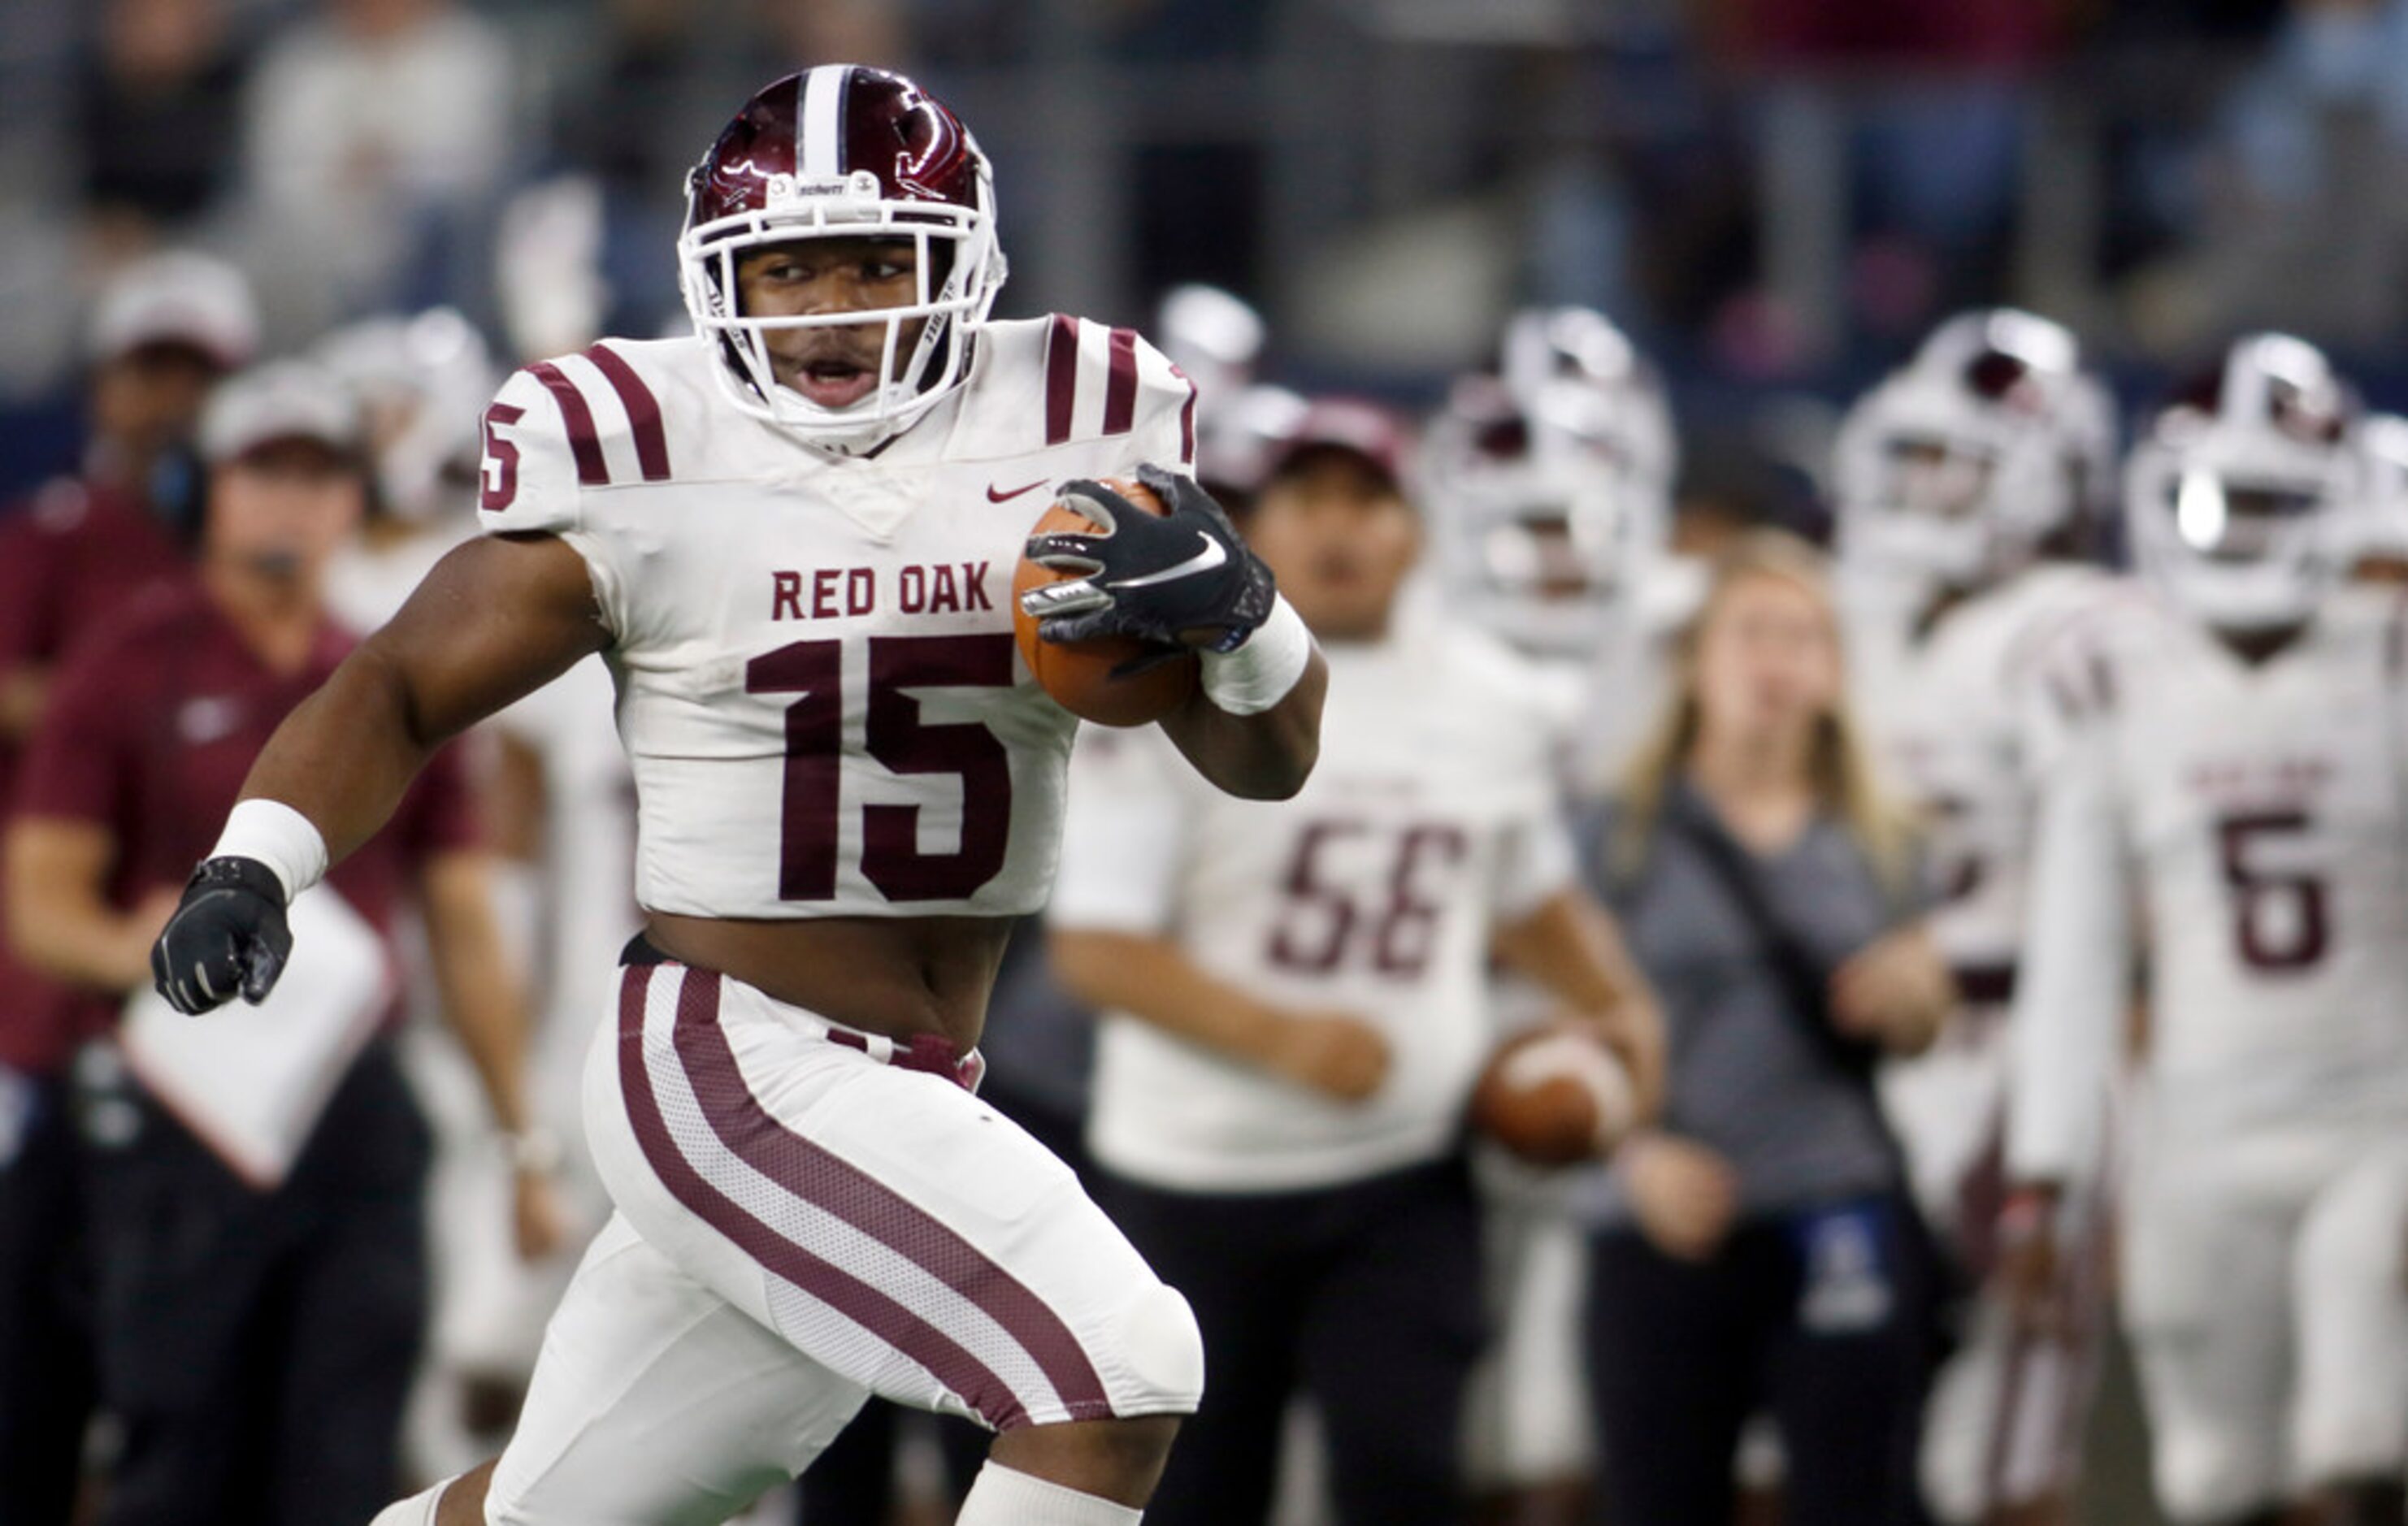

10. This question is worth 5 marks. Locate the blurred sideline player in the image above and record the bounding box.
[2008,336,2408,1526]
[1152,284,1307,517]
[0,248,258,1526]
[1833,309,2119,1524]
[315,308,634,1477]
[1049,400,1663,1526]
[2341,413,2408,587]
[5,360,553,1523]
[150,66,1328,1526]
[1416,306,1683,1525]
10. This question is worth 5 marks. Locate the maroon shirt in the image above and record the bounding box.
[0,475,190,1075]
[10,581,480,1067]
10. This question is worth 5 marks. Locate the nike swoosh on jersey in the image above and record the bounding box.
[987,479,1048,503]
[1114,535,1229,588]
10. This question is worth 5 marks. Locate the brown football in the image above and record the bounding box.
[1469,1022,1639,1167]
[1012,478,1200,727]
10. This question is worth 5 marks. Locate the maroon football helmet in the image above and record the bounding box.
[679,65,1006,445]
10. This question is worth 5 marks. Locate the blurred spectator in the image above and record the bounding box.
[2,360,556,1525]
[1577,531,1953,1525]
[76,0,245,251]
[0,247,251,1526]
[239,0,514,340]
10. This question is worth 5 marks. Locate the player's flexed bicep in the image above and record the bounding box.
[150,373,612,1016]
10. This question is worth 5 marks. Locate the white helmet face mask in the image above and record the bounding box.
[316,308,497,522]
[677,68,1008,453]
[1833,309,2102,600]
[1424,369,1674,661]
[2126,335,2357,632]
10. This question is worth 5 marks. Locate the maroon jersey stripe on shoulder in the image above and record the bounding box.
[584,343,671,482]
[1044,314,1078,446]
[1101,327,1139,436]
[525,362,608,487]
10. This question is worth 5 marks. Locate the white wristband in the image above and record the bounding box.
[207,799,329,904]
[1200,596,1312,716]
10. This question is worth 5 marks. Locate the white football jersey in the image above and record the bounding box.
[1854,561,2110,998]
[474,317,1195,921]
[1051,615,1577,1192]
[1853,561,2108,1213]
[2010,583,2408,1180]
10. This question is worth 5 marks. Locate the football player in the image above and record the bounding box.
[1152,283,1307,514]
[316,306,501,633]
[2007,335,2408,1526]
[1421,305,1688,796]
[147,67,1327,1526]
[1831,309,2120,1524]
[1048,400,1662,1526]
[1417,306,1683,1524]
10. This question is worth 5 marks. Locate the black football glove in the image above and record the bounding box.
[1021,465,1277,670]
[150,856,292,1015]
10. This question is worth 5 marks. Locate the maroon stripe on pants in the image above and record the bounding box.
[1043,314,1079,445]
[525,362,609,486]
[584,343,671,481]
[1176,370,1198,465]
[670,970,1116,1420]
[1101,327,1139,436]
[614,966,1036,1428]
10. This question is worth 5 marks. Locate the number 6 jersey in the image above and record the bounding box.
[474,318,1194,921]
[2008,583,2408,1181]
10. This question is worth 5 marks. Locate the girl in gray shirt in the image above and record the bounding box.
[1578,531,1955,1526]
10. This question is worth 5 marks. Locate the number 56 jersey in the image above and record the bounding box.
[2009,583,2408,1181]
[473,318,1195,921]
[1051,617,1578,1194]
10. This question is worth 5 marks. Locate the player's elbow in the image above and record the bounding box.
[1230,734,1318,801]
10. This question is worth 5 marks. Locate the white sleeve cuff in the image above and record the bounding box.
[207,798,330,904]
[1199,596,1311,716]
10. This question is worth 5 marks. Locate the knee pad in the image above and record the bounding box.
[1108,1281,1204,1415]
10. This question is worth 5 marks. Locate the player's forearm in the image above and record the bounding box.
[5,823,152,992]
[7,887,150,992]
[421,852,534,1136]
[1050,927,1291,1066]
[2007,770,2128,1182]
[0,663,50,743]
[1159,648,1326,801]
[1490,889,1667,1117]
[236,646,449,864]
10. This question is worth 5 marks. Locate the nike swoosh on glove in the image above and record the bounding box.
[150,856,293,1014]
[1022,465,1278,668]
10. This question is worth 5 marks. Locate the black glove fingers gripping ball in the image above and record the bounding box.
[1025,468,1277,652]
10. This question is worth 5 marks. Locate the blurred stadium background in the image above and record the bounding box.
[8,0,2408,509]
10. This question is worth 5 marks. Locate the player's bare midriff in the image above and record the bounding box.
[643,908,1014,1051]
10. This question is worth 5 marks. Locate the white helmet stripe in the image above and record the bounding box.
[800,65,846,177]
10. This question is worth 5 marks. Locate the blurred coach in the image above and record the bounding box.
[4,362,557,1525]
